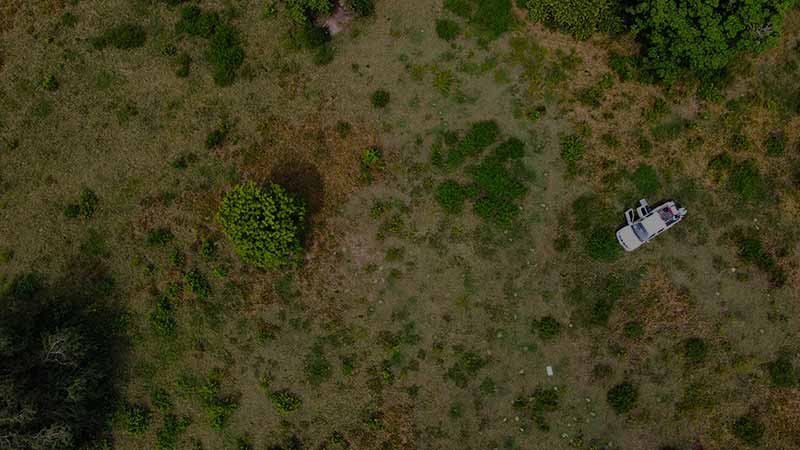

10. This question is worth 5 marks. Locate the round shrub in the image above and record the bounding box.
[536,316,562,340]
[607,381,638,414]
[684,337,708,363]
[585,226,621,261]
[216,181,306,269]
[732,415,765,446]
[765,132,787,156]
[623,321,644,339]
[92,23,147,50]
[769,354,796,387]
[371,89,391,108]
[560,134,586,166]
[436,180,467,214]
[436,18,461,41]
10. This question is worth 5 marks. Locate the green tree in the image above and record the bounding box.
[217,181,306,269]
[629,0,795,84]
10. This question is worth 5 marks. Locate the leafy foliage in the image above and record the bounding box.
[684,337,708,363]
[521,0,619,40]
[768,353,796,387]
[630,164,660,196]
[559,134,586,168]
[443,0,514,39]
[268,390,303,414]
[535,316,562,340]
[65,188,99,219]
[123,404,151,434]
[371,89,391,108]
[436,180,469,214]
[91,23,147,50]
[197,370,238,431]
[446,349,488,388]
[729,160,765,201]
[154,415,190,450]
[436,18,461,41]
[629,0,795,84]
[217,181,306,269]
[176,5,244,86]
[150,296,177,337]
[731,227,785,286]
[732,415,765,446]
[0,274,121,450]
[765,132,787,156]
[607,381,638,413]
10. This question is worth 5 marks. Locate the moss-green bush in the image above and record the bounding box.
[446,120,500,166]
[343,0,375,16]
[268,390,302,414]
[535,316,562,340]
[150,296,177,337]
[606,381,638,414]
[206,122,230,149]
[436,18,461,41]
[176,5,221,38]
[623,321,644,339]
[197,370,238,431]
[436,180,468,214]
[123,404,151,434]
[728,160,764,201]
[732,415,765,446]
[208,25,244,86]
[42,75,59,91]
[732,228,785,286]
[443,0,513,39]
[765,132,787,156]
[64,188,99,219]
[585,226,621,262]
[146,227,174,247]
[217,181,306,269]
[684,337,708,363]
[371,89,391,108]
[154,415,190,450]
[522,0,619,40]
[176,52,192,77]
[769,353,796,387]
[92,23,147,49]
[560,134,586,168]
[630,164,660,196]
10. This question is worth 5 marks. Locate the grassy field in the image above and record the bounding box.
[1,1,800,450]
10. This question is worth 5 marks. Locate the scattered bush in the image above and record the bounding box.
[585,226,621,262]
[42,75,59,91]
[371,89,391,108]
[64,188,99,219]
[436,18,461,41]
[535,316,562,340]
[123,404,151,434]
[176,52,191,77]
[313,44,335,65]
[150,296,177,337]
[560,134,586,168]
[684,337,708,363]
[765,132,787,156]
[155,415,191,450]
[361,147,383,168]
[207,25,244,86]
[521,0,619,40]
[623,321,644,339]
[206,122,230,149]
[728,160,764,201]
[732,228,784,286]
[289,22,331,50]
[732,415,765,446]
[630,164,660,196]
[217,181,306,269]
[436,180,468,214]
[198,370,238,431]
[607,381,638,414]
[268,390,302,414]
[92,24,147,50]
[304,343,332,384]
[446,120,500,165]
[152,389,173,413]
[183,270,211,299]
[146,227,174,247]
[446,349,488,388]
[443,0,513,39]
[176,5,221,38]
[769,353,796,387]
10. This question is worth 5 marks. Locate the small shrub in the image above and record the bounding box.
[176,52,192,77]
[447,120,500,164]
[206,122,230,149]
[217,181,306,269]
[436,180,467,214]
[732,415,765,446]
[313,44,335,65]
[371,89,391,108]
[155,415,191,450]
[444,0,472,17]
[630,164,660,196]
[436,18,461,41]
[729,160,764,201]
[684,337,708,363]
[535,316,562,340]
[765,132,787,156]
[198,370,238,431]
[335,121,352,137]
[92,24,147,50]
[769,354,796,387]
[61,11,78,27]
[289,22,331,50]
[268,390,302,414]
[585,226,620,262]
[361,147,383,168]
[560,134,586,167]
[446,349,488,388]
[150,296,177,337]
[146,228,174,247]
[207,25,244,86]
[523,0,619,40]
[183,270,211,299]
[304,343,332,384]
[42,75,59,91]
[152,389,173,412]
[124,404,151,434]
[623,321,644,339]
[176,5,220,38]
[733,229,784,286]
[606,382,638,414]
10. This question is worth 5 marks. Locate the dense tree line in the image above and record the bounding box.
[0,272,121,450]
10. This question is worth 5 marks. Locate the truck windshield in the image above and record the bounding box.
[632,223,649,242]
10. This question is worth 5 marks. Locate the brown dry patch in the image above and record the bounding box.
[765,389,800,447]
[349,402,417,450]
[619,264,695,335]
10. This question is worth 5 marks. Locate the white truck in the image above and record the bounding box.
[616,199,687,252]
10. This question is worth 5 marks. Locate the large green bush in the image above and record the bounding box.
[217,181,306,269]
[607,381,638,413]
[91,23,146,50]
[629,0,795,84]
[521,0,619,40]
[732,415,765,446]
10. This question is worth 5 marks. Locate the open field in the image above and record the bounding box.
[1,1,799,450]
